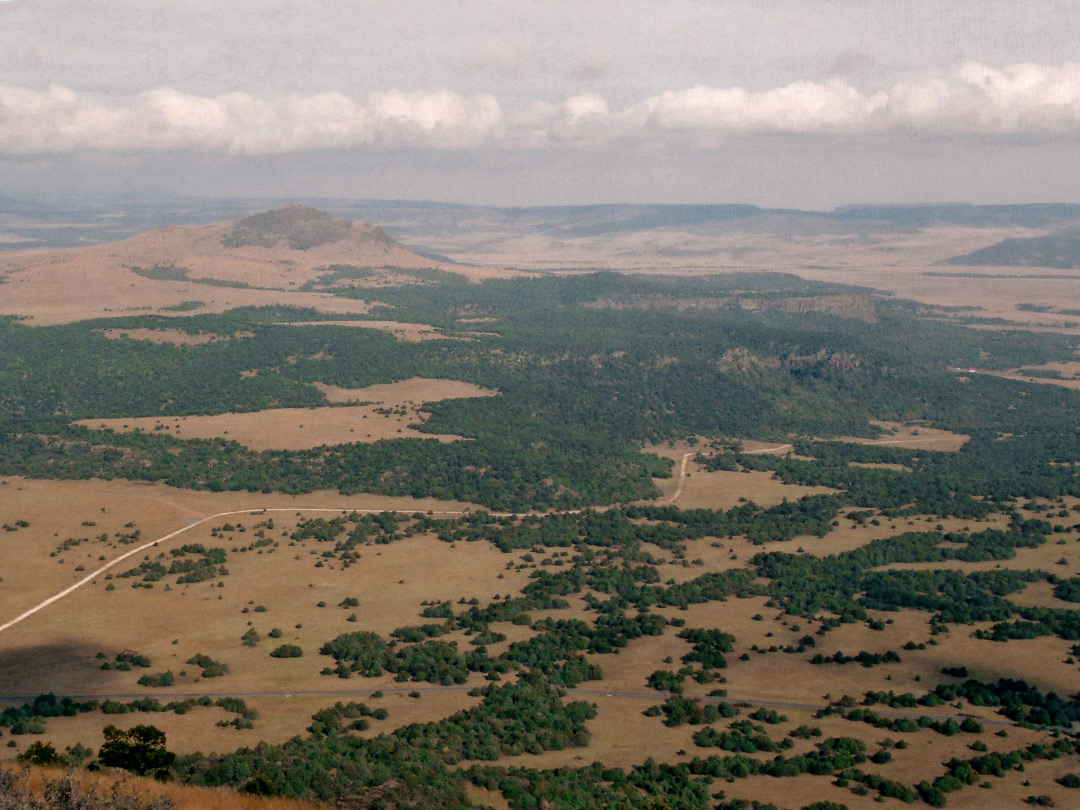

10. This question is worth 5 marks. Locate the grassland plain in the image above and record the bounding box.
[5,476,1080,808]
[4,210,1080,810]
[75,378,499,451]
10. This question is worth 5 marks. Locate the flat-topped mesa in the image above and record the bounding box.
[222,204,398,251]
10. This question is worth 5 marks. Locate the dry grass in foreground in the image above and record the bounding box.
[0,765,323,810]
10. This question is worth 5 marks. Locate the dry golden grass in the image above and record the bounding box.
[11,706,272,760]
[643,440,834,510]
[0,476,532,755]
[3,472,1075,779]
[879,513,1080,580]
[77,406,464,451]
[24,687,482,759]
[491,692,701,771]
[1023,360,1080,378]
[945,756,1080,810]
[74,378,498,451]
[0,212,524,326]
[312,377,497,406]
[728,740,1080,810]
[645,429,965,516]
[3,471,1078,810]
[672,467,836,511]
[7,766,325,810]
[0,525,533,689]
[0,255,377,325]
[725,772,880,810]
[481,590,1055,795]
[0,476,478,643]
[655,510,984,584]
[979,361,1080,391]
[158,782,326,810]
[653,536,764,583]
[841,420,971,451]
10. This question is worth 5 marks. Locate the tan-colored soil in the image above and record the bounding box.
[313,377,497,405]
[275,320,446,341]
[840,420,970,451]
[78,406,459,450]
[74,377,498,451]
[978,361,1080,390]
[644,440,834,510]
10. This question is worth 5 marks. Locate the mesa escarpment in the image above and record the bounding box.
[587,292,878,322]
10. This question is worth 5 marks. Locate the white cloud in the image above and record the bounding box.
[3,63,1080,155]
[0,86,505,154]
[634,82,875,135]
[881,62,1080,134]
[625,62,1080,138]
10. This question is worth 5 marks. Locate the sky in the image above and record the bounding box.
[2,0,1080,208]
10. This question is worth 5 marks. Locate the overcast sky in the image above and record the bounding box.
[2,0,1079,208]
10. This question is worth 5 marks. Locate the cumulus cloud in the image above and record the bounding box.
[882,62,1080,134]
[3,62,1080,155]
[624,62,1080,139]
[633,82,875,135]
[0,86,505,154]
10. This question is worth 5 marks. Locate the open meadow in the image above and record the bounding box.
[3,205,1080,810]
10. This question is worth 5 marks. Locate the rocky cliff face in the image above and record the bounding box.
[741,294,878,323]
[587,292,878,322]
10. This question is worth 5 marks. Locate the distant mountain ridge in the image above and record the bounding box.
[945,229,1080,270]
[7,198,1080,252]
